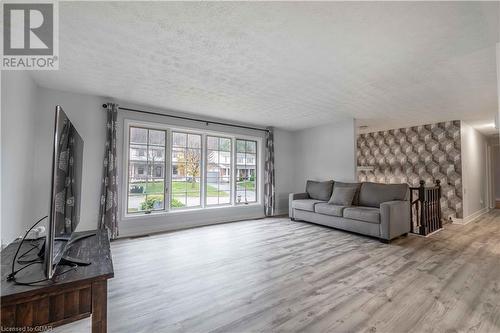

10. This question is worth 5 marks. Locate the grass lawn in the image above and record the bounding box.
[237,180,255,190]
[129,180,234,211]
[136,181,164,194]
[132,181,227,197]
[172,181,224,197]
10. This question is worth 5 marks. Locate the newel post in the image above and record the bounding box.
[435,179,442,227]
[418,180,425,235]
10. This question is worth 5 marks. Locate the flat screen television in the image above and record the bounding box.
[44,106,84,278]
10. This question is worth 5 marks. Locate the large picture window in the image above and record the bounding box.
[206,136,232,206]
[236,139,257,203]
[127,127,166,213]
[125,122,260,215]
[171,132,202,209]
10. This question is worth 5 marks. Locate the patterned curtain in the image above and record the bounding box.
[264,128,276,216]
[99,103,119,238]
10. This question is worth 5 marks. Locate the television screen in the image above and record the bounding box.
[45,106,84,279]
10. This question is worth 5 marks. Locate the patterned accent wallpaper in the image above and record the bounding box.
[357,121,462,219]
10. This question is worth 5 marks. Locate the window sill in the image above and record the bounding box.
[121,202,262,221]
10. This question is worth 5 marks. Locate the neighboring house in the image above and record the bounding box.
[236,153,256,180]
[207,150,231,180]
[129,145,165,182]
[129,145,256,183]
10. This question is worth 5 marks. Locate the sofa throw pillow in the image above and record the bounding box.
[328,186,357,206]
[306,180,334,201]
[333,182,361,205]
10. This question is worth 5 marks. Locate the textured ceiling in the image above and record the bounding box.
[30,2,499,132]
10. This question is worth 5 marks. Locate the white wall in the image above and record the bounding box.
[0,80,298,238]
[0,71,1,244]
[292,118,357,192]
[1,73,2,246]
[1,72,39,245]
[1,74,353,239]
[31,87,107,232]
[497,42,500,145]
[461,121,489,219]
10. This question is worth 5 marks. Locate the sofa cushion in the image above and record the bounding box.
[292,199,325,212]
[315,203,346,217]
[328,186,357,206]
[343,207,381,224]
[306,180,334,201]
[358,182,408,208]
[332,182,361,205]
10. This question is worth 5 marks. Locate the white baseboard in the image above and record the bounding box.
[452,207,489,225]
[275,208,290,216]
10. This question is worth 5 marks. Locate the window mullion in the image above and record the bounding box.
[127,126,258,216]
[201,133,206,209]
[233,138,237,205]
[167,129,172,211]
[145,129,150,211]
[184,149,188,207]
[218,149,221,205]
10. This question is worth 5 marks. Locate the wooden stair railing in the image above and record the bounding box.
[409,180,442,236]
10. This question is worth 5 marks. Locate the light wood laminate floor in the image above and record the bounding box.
[57,210,500,333]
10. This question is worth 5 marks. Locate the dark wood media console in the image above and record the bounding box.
[1,229,114,332]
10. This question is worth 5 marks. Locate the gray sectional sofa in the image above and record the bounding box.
[289,181,410,242]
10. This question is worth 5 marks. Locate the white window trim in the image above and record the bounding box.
[234,138,259,205]
[122,119,263,220]
[205,134,234,208]
[170,130,203,210]
[124,124,168,214]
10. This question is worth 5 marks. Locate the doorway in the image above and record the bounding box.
[489,140,500,209]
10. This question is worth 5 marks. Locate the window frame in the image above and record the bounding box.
[126,125,168,214]
[205,134,234,207]
[122,119,262,219]
[170,130,203,210]
[234,138,258,205]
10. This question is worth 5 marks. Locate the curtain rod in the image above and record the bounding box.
[102,104,269,133]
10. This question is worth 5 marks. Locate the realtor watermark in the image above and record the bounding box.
[1,1,59,70]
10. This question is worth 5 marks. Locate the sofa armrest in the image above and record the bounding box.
[379,200,410,240]
[289,192,309,218]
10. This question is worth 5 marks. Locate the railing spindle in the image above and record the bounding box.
[409,179,442,236]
